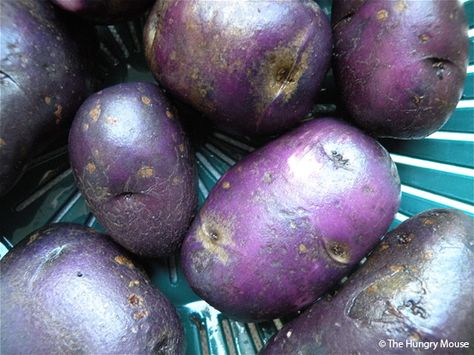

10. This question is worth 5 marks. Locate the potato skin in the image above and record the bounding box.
[0,223,184,354]
[69,82,197,257]
[263,209,474,355]
[49,0,154,24]
[144,0,332,136]
[332,0,468,139]
[0,0,93,195]
[181,117,401,322]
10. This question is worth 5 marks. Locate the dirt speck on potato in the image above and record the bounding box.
[0,138,6,147]
[128,280,140,287]
[54,104,63,123]
[418,33,431,43]
[44,96,52,105]
[27,232,40,245]
[222,181,231,190]
[165,110,174,119]
[141,96,151,105]
[85,162,96,174]
[137,166,154,178]
[89,104,101,121]
[114,255,135,269]
[376,9,388,21]
[128,293,144,306]
[82,123,89,131]
[394,0,407,12]
[133,310,149,320]
[298,244,308,253]
[106,116,118,125]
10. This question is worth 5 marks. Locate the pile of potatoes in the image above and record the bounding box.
[0,0,471,354]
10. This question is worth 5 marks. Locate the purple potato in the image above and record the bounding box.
[181,117,401,322]
[49,0,154,24]
[144,0,332,136]
[332,0,468,139]
[0,0,94,195]
[263,209,474,355]
[69,82,197,257]
[0,223,184,354]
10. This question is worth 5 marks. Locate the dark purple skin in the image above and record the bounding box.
[332,0,468,139]
[0,0,93,196]
[49,0,154,24]
[69,82,197,258]
[181,117,401,322]
[0,223,184,354]
[263,209,474,355]
[144,0,332,136]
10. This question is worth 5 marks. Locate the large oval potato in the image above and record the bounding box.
[263,209,473,354]
[69,82,197,257]
[0,223,184,354]
[144,0,332,136]
[332,0,468,139]
[181,117,401,322]
[0,0,94,195]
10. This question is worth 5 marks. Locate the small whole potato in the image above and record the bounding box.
[49,0,154,24]
[144,0,332,136]
[332,0,468,139]
[0,223,184,354]
[263,209,474,355]
[69,82,197,258]
[181,117,401,322]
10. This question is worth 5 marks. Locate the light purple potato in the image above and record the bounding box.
[49,0,154,24]
[332,0,468,139]
[181,117,401,322]
[69,82,197,258]
[0,223,184,354]
[262,209,474,354]
[144,0,332,136]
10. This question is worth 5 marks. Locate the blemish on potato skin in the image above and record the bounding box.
[114,255,135,269]
[27,232,40,245]
[85,162,96,174]
[0,138,5,147]
[82,123,89,131]
[128,280,140,287]
[89,104,101,121]
[390,265,404,273]
[141,96,151,105]
[298,244,308,253]
[222,181,231,189]
[128,293,144,306]
[178,144,185,153]
[133,310,149,320]
[106,116,118,125]
[165,110,174,119]
[376,9,388,21]
[263,172,273,184]
[418,34,430,43]
[44,96,52,105]
[324,240,351,264]
[138,166,154,178]
[394,0,407,12]
[172,176,182,185]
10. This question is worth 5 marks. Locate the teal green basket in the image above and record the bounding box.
[1,1,473,354]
